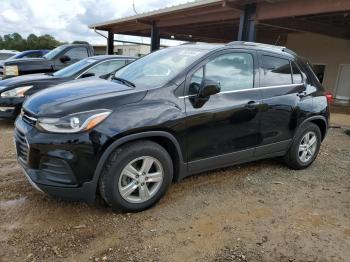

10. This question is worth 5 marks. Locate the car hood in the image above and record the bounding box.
[3,58,53,73]
[4,57,46,65]
[23,78,147,117]
[0,73,58,90]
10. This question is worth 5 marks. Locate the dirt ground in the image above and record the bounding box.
[0,117,349,262]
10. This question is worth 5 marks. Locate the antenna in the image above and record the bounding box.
[132,0,139,15]
[274,35,281,46]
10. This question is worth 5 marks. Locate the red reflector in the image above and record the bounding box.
[324,91,333,103]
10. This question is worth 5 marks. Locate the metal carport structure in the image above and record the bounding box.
[89,0,350,99]
[89,0,350,53]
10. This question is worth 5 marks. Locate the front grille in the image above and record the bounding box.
[15,128,29,163]
[22,111,37,126]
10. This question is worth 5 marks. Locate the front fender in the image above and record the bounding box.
[88,130,187,202]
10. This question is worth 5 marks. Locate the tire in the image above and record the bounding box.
[284,122,322,170]
[99,140,173,212]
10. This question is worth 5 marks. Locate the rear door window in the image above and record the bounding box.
[261,55,292,86]
[65,47,89,60]
[24,52,43,58]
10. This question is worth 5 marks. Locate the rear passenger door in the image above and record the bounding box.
[256,52,306,156]
[184,50,263,174]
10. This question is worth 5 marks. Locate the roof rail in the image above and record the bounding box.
[226,41,296,56]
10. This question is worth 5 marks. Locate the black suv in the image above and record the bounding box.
[14,42,329,212]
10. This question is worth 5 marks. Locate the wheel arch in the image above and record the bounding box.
[92,131,186,194]
[300,115,328,141]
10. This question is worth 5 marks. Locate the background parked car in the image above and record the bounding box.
[0,44,94,80]
[0,50,19,61]
[0,55,136,119]
[7,50,50,60]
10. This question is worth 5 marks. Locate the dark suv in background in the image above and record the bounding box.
[0,55,135,119]
[0,44,94,79]
[15,42,329,212]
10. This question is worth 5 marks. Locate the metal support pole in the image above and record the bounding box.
[237,3,257,42]
[150,22,160,52]
[107,30,114,54]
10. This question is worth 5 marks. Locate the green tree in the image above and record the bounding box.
[0,33,64,51]
[27,34,38,49]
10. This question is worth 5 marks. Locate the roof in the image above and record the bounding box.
[227,41,297,56]
[90,55,137,60]
[20,50,50,53]
[90,0,222,29]
[177,42,224,49]
[166,41,297,57]
[61,44,92,47]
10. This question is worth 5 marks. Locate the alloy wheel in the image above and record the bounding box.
[298,131,317,163]
[118,156,164,203]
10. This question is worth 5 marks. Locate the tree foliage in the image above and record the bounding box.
[0,33,65,51]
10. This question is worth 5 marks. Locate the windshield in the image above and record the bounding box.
[43,45,66,60]
[53,58,96,77]
[114,46,209,88]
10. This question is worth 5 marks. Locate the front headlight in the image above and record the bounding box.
[1,85,33,98]
[4,65,19,77]
[36,109,112,133]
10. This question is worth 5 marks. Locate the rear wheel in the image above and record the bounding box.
[99,140,173,212]
[284,122,321,170]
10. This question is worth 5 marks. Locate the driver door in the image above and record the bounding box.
[184,50,263,174]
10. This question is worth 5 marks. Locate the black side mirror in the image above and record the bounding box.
[192,80,220,108]
[99,72,116,80]
[59,55,71,63]
[80,72,95,78]
[199,80,221,98]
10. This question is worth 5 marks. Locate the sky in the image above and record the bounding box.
[0,0,194,45]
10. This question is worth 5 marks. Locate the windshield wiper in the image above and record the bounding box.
[112,76,136,87]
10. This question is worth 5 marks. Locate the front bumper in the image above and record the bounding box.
[18,160,97,202]
[14,116,104,203]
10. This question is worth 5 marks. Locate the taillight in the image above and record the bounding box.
[324,91,333,104]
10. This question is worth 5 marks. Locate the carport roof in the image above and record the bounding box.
[89,0,225,29]
[89,0,350,43]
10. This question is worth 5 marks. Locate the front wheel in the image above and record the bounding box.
[99,140,173,212]
[284,122,322,170]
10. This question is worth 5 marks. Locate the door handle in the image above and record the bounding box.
[245,101,260,109]
[297,90,307,97]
